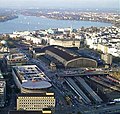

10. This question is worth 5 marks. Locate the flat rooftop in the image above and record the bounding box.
[17,92,54,97]
[13,65,52,89]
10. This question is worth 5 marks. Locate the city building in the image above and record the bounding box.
[101,54,112,65]
[97,44,109,54]
[6,52,28,66]
[30,46,97,68]
[48,38,80,48]
[24,35,42,45]
[0,40,9,53]
[16,93,55,111]
[22,27,80,48]
[6,48,28,67]
[12,65,52,93]
[10,31,31,38]
[9,109,52,114]
[50,62,56,71]
[29,46,45,58]
[0,80,6,107]
[45,46,97,68]
[0,70,6,107]
[85,26,120,57]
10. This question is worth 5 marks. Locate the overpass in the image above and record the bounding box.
[58,71,109,77]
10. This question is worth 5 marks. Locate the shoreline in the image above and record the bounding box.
[0,15,18,23]
[21,10,119,28]
[0,14,113,34]
[23,14,113,26]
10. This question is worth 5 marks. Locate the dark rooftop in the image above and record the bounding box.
[17,93,54,98]
[33,45,80,61]
[33,46,55,53]
[9,111,42,114]
[46,46,79,61]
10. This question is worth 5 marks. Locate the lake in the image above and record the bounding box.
[0,15,112,34]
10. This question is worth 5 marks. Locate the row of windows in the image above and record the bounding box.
[19,102,55,104]
[18,102,55,105]
[18,107,53,110]
[19,104,54,108]
[18,100,55,102]
[19,107,42,110]
[19,104,54,107]
[10,59,26,62]
[19,97,54,99]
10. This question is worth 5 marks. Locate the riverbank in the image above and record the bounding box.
[0,15,18,22]
[21,10,119,27]
[0,15,111,34]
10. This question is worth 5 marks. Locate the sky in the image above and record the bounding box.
[0,0,119,9]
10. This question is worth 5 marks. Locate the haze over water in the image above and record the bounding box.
[0,0,119,9]
[0,0,118,34]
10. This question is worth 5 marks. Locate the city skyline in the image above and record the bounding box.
[0,0,119,9]
[0,0,120,113]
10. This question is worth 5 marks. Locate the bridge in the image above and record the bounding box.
[57,71,109,77]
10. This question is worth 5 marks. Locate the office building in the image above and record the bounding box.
[17,93,55,111]
[12,65,52,93]
[9,108,52,114]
